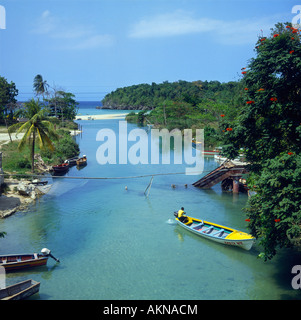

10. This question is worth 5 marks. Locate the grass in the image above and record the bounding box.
[1,141,32,174]
[0,122,80,175]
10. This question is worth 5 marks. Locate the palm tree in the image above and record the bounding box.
[33,74,49,99]
[8,99,59,172]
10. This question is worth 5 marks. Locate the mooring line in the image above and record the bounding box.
[0,171,209,180]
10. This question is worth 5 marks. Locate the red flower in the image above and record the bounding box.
[257,88,265,91]
[292,29,298,34]
[226,128,233,131]
[220,114,225,117]
[241,67,246,70]
[273,34,279,38]
[246,100,255,104]
[289,50,294,54]
[291,37,295,40]
[241,71,247,75]
[270,97,277,102]
[244,88,249,91]
[260,38,266,42]
[245,219,250,222]
[274,219,281,223]
[286,25,291,29]
[288,152,294,155]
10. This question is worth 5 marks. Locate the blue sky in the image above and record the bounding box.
[0,0,299,101]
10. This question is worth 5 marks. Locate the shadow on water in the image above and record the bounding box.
[271,249,301,300]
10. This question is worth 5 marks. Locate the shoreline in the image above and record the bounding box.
[75,113,128,120]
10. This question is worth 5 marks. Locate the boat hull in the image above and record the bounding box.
[76,157,87,167]
[66,156,79,166]
[0,279,40,300]
[0,254,48,271]
[176,216,254,251]
[52,164,69,172]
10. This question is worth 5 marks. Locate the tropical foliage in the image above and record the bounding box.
[33,74,49,99]
[0,76,18,123]
[46,90,79,121]
[102,80,243,112]
[8,99,59,172]
[220,22,301,259]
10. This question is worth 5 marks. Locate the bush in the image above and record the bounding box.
[40,129,79,164]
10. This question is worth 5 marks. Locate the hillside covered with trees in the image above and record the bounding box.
[102,80,244,148]
[101,80,243,111]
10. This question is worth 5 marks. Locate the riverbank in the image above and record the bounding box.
[0,129,81,218]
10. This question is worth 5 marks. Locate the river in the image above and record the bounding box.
[0,102,300,300]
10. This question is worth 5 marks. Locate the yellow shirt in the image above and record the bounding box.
[178,210,185,218]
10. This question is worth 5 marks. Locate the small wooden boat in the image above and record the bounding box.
[203,150,220,156]
[31,179,48,186]
[65,156,79,166]
[174,214,255,250]
[76,155,87,167]
[52,162,69,173]
[0,279,40,300]
[0,248,60,272]
[192,140,220,157]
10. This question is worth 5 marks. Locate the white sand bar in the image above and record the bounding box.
[75,113,128,120]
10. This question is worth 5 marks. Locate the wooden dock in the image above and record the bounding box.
[193,160,248,192]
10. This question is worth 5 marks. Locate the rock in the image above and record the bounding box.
[17,182,34,196]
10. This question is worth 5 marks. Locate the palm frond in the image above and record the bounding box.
[36,128,55,152]
[8,122,23,133]
[18,125,34,151]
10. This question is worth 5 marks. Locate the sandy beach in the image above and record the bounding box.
[75,113,128,120]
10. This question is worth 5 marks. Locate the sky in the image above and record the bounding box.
[0,0,299,101]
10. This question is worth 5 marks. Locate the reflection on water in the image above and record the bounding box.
[0,115,300,300]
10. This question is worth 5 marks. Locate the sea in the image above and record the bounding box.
[0,101,300,300]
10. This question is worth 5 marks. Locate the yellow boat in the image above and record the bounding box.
[174,214,255,250]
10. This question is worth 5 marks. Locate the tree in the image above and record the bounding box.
[47,90,78,121]
[220,22,301,260]
[0,76,18,120]
[8,99,59,172]
[33,74,49,99]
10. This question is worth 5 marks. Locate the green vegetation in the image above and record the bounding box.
[118,80,244,148]
[33,74,49,99]
[102,80,243,111]
[0,74,80,174]
[2,129,79,174]
[221,23,301,260]
[40,129,79,164]
[0,76,18,124]
[8,99,59,172]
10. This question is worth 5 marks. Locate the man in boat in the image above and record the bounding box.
[177,207,188,223]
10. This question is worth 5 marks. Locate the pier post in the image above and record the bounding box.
[232,177,240,193]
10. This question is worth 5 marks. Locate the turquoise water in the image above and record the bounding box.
[0,106,301,300]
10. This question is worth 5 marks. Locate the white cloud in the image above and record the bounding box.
[129,10,275,45]
[34,10,56,34]
[33,10,114,49]
[129,10,217,38]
